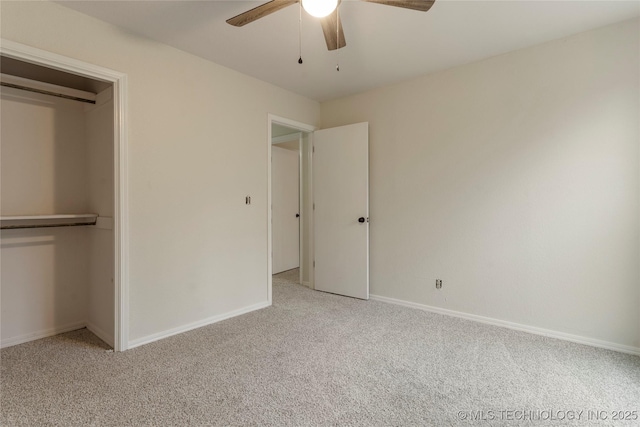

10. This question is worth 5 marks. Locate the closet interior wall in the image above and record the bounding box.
[85,88,115,345]
[0,73,114,348]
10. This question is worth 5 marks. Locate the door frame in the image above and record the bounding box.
[267,114,315,304]
[1,39,130,351]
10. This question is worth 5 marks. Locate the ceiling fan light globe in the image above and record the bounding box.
[301,0,338,18]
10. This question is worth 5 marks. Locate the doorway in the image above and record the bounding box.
[272,129,301,275]
[268,116,370,303]
[267,115,315,303]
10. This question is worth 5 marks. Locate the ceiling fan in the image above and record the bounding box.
[227,0,436,51]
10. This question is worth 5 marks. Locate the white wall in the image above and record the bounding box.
[1,86,90,346]
[0,86,89,215]
[321,19,640,350]
[1,0,320,345]
[301,133,313,285]
[86,87,115,346]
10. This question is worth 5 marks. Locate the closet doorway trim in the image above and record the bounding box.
[0,39,130,352]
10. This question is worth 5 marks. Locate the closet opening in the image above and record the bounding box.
[0,53,123,350]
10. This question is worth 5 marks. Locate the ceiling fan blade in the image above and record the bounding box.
[363,0,435,12]
[227,0,298,27]
[320,9,346,51]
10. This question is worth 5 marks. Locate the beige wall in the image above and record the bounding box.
[1,0,320,344]
[321,19,640,349]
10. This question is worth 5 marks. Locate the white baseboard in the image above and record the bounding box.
[370,294,640,356]
[302,281,312,288]
[0,321,86,349]
[127,301,271,350]
[86,321,114,348]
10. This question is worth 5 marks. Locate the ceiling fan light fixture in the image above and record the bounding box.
[301,0,338,18]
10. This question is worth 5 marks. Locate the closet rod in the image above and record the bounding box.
[0,82,96,104]
[1,214,98,230]
[1,222,97,230]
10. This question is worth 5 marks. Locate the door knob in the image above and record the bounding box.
[358,217,366,223]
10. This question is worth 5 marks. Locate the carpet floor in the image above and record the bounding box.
[1,270,639,426]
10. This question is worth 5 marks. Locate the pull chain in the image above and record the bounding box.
[298,2,303,64]
[336,4,340,71]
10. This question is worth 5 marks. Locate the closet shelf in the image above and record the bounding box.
[1,214,98,230]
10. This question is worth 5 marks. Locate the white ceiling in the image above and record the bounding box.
[57,0,639,102]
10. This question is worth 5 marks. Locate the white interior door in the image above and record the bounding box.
[313,122,369,299]
[272,146,300,274]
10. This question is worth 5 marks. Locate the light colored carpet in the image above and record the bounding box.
[273,267,300,284]
[2,272,639,426]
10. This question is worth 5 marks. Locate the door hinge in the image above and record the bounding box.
[313,260,315,268]
[313,203,315,210]
[312,146,315,153]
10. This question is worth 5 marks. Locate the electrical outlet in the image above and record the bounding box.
[436,279,442,289]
